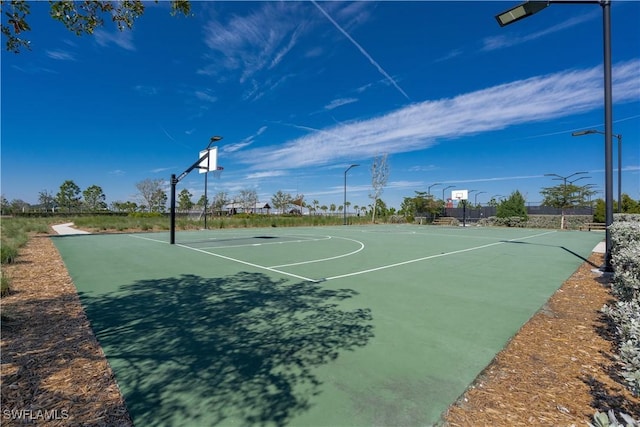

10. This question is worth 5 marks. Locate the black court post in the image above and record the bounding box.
[170,174,177,244]
[170,136,222,245]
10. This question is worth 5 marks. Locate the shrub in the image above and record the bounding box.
[589,409,639,427]
[1,272,10,297]
[496,191,528,220]
[1,245,19,264]
[602,218,640,397]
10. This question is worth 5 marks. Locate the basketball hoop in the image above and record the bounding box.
[211,166,224,179]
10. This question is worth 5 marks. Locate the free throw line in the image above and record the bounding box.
[323,230,557,281]
[129,234,317,282]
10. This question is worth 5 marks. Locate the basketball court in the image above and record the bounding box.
[53,225,604,426]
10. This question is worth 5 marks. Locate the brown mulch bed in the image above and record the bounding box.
[1,235,132,426]
[1,233,639,426]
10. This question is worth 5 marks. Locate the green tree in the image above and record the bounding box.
[177,189,194,213]
[593,199,606,223]
[320,205,328,215]
[56,180,81,213]
[111,201,137,213]
[38,189,56,212]
[212,191,228,216]
[369,154,389,223]
[0,195,9,215]
[620,193,640,214]
[400,191,441,220]
[540,183,595,210]
[496,190,528,220]
[239,189,258,214]
[83,185,107,212]
[9,199,30,213]
[372,199,388,221]
[271,190,292,214]
[150,189,167,213]
[136,179,164,212]
[2,0,191,53]
[540,183,596,229]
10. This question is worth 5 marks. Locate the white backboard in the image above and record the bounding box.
[198,147,218,173]
[452,189,468,201]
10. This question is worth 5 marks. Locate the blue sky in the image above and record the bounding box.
[2,1,639,211]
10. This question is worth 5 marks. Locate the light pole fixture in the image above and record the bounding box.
[496,0,614,271]
[428,183,441,196]
[344,164,359,225]
[475,191,487,206]
[204,135,223,230]
[495,1,549,26]
[544,171,589,185]
[573,129,623,213]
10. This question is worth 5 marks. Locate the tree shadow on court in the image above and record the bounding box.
[79,272,374,426]
[501,240,600,268]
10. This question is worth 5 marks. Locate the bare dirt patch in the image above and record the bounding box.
[1,235,638,426]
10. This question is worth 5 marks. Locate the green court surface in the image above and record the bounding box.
[53,225,604,426]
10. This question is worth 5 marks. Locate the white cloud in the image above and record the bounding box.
[408,165,439,173]
[234,60,640,171]
[246,171,288,180]
[222,126,269,153]
[194,90,217,103]
[134,85,158,96]
[325,97,358,110]
[46,50,75,61]
[482,11,597,52]
[94,29,135,51]
[202,2,307,83]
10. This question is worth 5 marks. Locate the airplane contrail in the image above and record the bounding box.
[311,1,411,102]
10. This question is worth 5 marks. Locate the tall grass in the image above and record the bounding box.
[1,217,51,296]
[1,217,50,264]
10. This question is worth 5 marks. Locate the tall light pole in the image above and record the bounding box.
[442,185,455,216]
[203,136,223,230]
[496,0,614,271]
[428,183,441,196]
[474,191,487,206]
[344,164,359,225]
[573,129,622,212]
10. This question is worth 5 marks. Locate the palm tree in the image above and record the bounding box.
[330,203,336,216]
[320,205,328,216]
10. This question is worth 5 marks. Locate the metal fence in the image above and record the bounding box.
[418,206,594,222]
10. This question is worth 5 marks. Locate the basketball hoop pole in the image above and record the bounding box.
[170,136,222,245]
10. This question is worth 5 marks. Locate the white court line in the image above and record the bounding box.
[176,244,317,282]
[129,234,316,282]
[323,230,556,281]
[269,236,365,268]
[197,235,331,250]
[129,234,169,244]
